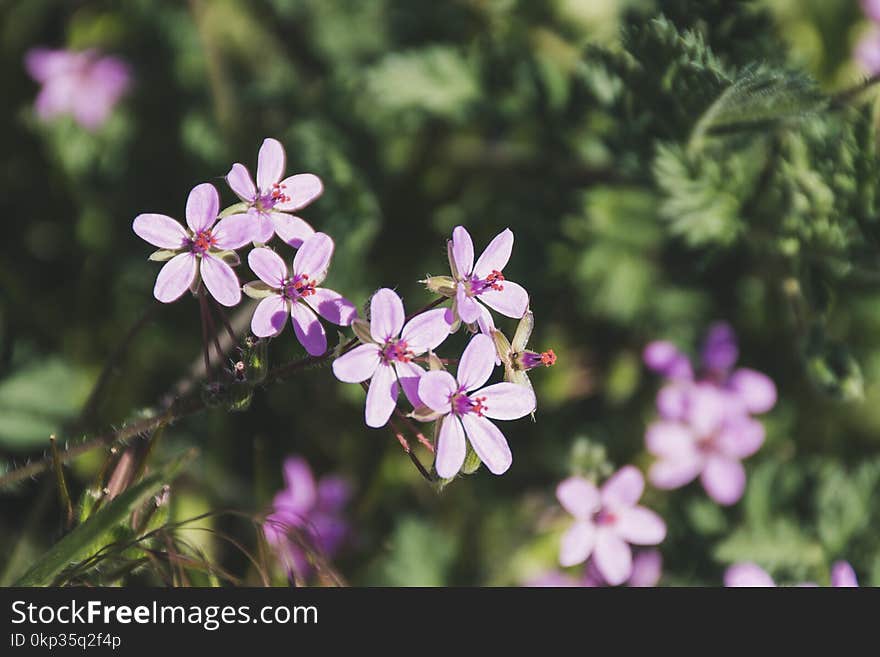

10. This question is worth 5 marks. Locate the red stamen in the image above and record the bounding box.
[486,270,505,291]
[471,396,488,417]
[541,349,557,366]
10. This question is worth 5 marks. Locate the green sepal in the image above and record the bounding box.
[243,281,276,299]
[149,249,178,262]
[219,202,249,218]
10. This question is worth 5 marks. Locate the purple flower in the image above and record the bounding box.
[556,467,666,586]
[527,550,662,588]
[418,334,536,477]
[644,322,776,505]
[331,288,451,428]
[830,561,859,588]
[446,226,529,330]
[855,28,880,74]
[225,138,323,247]
[264,456,351,579]
[25,48,130,130]
[133,183,252,306]
[863,0,880,22]
[724,561,859,587]
[244,234,357,356]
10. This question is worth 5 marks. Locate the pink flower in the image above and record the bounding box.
[446,226,529,330]
[418,334,536,477]
[225,138,323,247]
[724,561,859,587]
[244,234,357,356]
[133,183,252,306]
[331,288,451,428]
[863,0,880,22]
[644,323,776,505]
[855,28,880,74]
[25,48,130,130]
[264,456,351,579]
[556,467,666,586]
[528,549,662,587]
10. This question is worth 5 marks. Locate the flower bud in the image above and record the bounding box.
[351,317,374,344]
[516,349,557,371]
[423,275,456,297]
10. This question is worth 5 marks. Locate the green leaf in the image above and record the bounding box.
[14,452,193,586]
[0,357,91,450]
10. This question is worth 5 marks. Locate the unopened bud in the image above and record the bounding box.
[423,275,456,297]
[351,318,374,344]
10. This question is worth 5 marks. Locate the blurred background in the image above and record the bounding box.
[1,0,879,586]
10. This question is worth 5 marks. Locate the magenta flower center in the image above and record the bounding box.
[381,338,413,364]
[450,389,489,417]
[463,270,505,297]
[594,508,617,526]
[281,274,316,300]
[188,229,217,255]
[255,182,291,212]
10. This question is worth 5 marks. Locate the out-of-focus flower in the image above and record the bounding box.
[582,549,663,587]
[427,226,529,331]
[491,310,556,408]
[644,322,776,505]
[724,561,859,587]
[830,561,859,587]
[332,288,451,428]
[244,235,357,355]
[855,28,880,74]
[264,456,351,580]
[25,48,130,130]
[723,562,776,587]
[556,466,666,586]
[418,334,535,478]
[225,138,323,247]
[863,0,880,23]
[133,183,251,306]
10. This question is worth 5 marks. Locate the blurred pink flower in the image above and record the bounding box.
[332,288,451,428]
[644,323,776,505]
[245,235,357,355]
[724,561,859,587]
[855,28,880,74]
[264,456,351,580]
[526,551,662,588]
[25,48,130,130]
[863,0,880,23]
[225,138,323,247]
[133,183,251,306]
[556,467,666,586]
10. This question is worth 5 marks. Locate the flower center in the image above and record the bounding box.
[451,389,488,417]
[281,273,316,301]
[464,270,505,297]
[594,509,617,526]
[188,229,217,255]
[381,338,413,364]
[255,182,290,212]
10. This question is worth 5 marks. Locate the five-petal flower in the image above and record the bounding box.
[225,138,323,247]
[133,183,252,306]
[332,288,452,428]
[556,467,666,586]
[245,234,357,356]
[418,333,536,478]
[446,226,529,330]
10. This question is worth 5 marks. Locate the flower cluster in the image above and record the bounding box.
[133,138,356,357]
[134,137,555,480]
[264,456,351,580]
[643,322,776,505]
[25,48,131,130]
[333,226,556,479]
